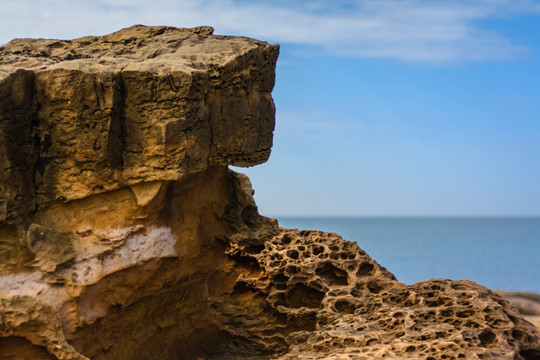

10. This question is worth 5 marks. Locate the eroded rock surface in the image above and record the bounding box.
[0,166,278,359]
[212,230,540,359]
[1,26,539,360]
[0,24,278,223]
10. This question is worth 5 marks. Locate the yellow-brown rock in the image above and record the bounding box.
[0,25,278,223]
[1,26,539,360]
[212,230,540,359]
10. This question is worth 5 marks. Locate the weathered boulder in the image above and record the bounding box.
[0,26,539,360]
[0,25,278,223]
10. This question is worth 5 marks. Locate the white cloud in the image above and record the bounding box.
[277,110,367,134]
[1,0,538,62]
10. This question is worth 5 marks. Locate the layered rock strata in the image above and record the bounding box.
[1,26,539,360]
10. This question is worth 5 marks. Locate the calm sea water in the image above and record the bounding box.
[276,217,540,293]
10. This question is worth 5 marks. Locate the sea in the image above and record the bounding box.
[275,217,540,294]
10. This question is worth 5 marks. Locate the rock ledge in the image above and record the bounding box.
[0,25,278,223]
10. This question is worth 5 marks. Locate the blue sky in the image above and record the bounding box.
[1,0,539,216]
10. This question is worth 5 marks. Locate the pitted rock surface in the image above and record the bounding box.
[0,25,278,223]
[210,229,540,359]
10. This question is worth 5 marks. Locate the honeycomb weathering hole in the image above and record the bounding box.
[335,300,356,314]
[286,283,325,308]
[316,262,349,286]
[357,262,375,276]
[478,330,497,347]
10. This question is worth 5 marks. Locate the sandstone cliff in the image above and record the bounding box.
[0,26,539,360]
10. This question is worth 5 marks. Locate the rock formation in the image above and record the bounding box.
[498,292,540,329]
[0,25,539,360]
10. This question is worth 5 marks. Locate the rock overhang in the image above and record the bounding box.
[0,24,279,223]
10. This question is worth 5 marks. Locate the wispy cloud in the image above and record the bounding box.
[277,110,369,137]
[1,0,539,62]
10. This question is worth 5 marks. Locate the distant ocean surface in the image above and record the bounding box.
[275,217,540,294]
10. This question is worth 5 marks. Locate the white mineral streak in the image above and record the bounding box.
[0,227,177,313]
[67,226,177,285]
[0,271,45,296]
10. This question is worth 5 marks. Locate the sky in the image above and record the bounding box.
[1,0,539,216]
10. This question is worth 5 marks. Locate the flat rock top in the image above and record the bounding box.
[0,25,267,77]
